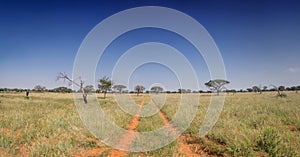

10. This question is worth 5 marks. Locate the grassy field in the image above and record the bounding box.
[0,92,299,156]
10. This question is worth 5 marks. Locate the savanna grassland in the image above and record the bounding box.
[0,92,299,156]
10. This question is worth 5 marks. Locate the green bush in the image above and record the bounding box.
[277,93,287,98]
[256,127,296,157]
[257,127,281,156]
[227,141,253,157]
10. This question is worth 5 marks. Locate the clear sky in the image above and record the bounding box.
[0,0,299,91]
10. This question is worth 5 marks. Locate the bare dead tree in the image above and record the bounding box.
[57,72,87,104]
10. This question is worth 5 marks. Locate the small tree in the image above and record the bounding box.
[178,88,187,94]
[247,88,253,92]
[113,85,127,94]
[205,79,230,95]
[33,85,46,92]
[98,76,113,99]
[52,86,72,93]
[252,86,262,94]
[135,85,145,96]
[150,86,163,94]
[278,86,285,91]
[263,86,268,91]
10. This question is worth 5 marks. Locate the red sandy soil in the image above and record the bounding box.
[288,125,300,132]
[154,104,209,157]
[107,99,144,157]
[75,148,106,157]
[74,99,144,157]
[1,128,29,156]
[19,145,29,157]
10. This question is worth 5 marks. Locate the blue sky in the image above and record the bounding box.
[0,0,299,91]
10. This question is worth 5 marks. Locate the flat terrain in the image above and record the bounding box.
[0,92,299,156]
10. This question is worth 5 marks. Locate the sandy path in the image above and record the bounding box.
[152,101,207,157]
[75,100,144,157]
[108,99,144,157]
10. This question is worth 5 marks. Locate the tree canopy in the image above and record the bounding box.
[113,85,127,94]
[52,87,72,93]
[98,76,113,98]
[205,79,230,95]
[252,86,262,94]
[135,85,145,96]
[83,85,95,93]
[33,85,46,92]
[150,86,164,94]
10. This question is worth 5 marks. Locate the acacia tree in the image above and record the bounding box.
[150,86,163,94]
[247,88,253,92]
[53,87,72,93]
[252,86,262,94]
[135,85,145,96]
[263,86,268,91]
[278,86,285,91]
[98,76,113,99]
[57,72,87,103]
[178,88,186,94]
[113,85,127,94]
[33,85,46,92]
[205,79,230,95]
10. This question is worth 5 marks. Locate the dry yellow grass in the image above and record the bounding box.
[0,91,299,156]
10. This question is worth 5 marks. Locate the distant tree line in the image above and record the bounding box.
[245,85,300,93]
[1,84,299,94]
[1,75,299,100]
[0,86,74,93]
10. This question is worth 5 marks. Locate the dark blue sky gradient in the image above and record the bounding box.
[0,0,299,90]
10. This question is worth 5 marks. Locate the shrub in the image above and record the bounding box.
[277,93,287,98]
[256,127,296,157]
[257,127,281,156]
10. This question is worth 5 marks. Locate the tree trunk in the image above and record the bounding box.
[83,94,87,104]
[104,91,107,99]
[216,89,220,95]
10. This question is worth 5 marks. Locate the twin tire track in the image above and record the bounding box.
[152,100,203,157]
[77,98,206,157]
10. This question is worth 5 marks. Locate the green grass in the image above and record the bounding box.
[0,92,299,156]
